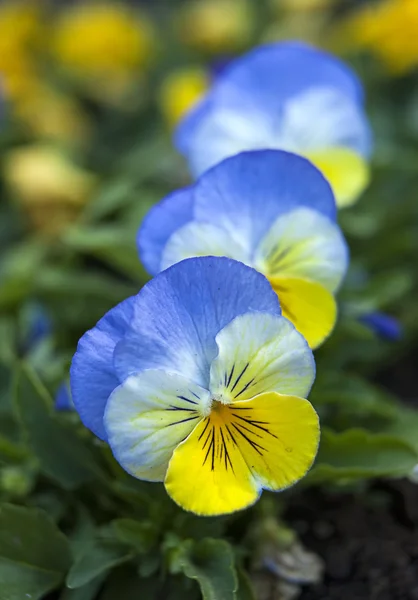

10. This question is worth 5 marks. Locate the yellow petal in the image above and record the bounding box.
[269,276,337,349]
[306,147,370,208]
[232,392,319,491]
[165,392,319,516]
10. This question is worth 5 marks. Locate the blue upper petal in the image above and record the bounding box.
[137,188,195,275]
[70,296,136,440]
[194,150,337,253]
[212,42,364,110]
[137,151,337,272]
[113,257,282,390]
[175,42,372,176]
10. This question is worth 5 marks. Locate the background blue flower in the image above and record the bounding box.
[54,381,74,411]
[361,312,402,341]
[175,41,372,208]
[138,150,339,276]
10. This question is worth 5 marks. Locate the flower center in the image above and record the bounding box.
[200,395,231,418]
[211,398,229,414]
[197,401,271,473]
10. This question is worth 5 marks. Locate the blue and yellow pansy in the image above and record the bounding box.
[70,257,319,515]
[176,41,372,207]
[138,150,348,349]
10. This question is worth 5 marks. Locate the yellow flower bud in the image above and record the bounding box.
[14,83,91,147]
[159,67,210,128]
[178,0,254,54]
[4,145,96,235]
[270,0,335,11]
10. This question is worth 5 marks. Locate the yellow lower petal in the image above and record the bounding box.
[306,147,370,208]
[232,392,319,491]
[164,392,319,516]
[269,276,337,349]
[165,409,259,516]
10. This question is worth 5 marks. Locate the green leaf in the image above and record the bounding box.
[310,374,398,429]
[0,435,29,464]
[34,267,135,305]
[13,364,104,490]
[0,242,48,310]
[63,226,147,281]
[66,540,132,589]
[82,179,137,222]
[112,519,157,554]
[69,508,97,561]
[378,405,418,453]
[0,318,16,365]
[343,270,413,311]
[59,576,105,600]
[309,428,418,483]
[235,568,256,600]
[0,503,71,600]
[99,567,160,600]
[174,539,238,600]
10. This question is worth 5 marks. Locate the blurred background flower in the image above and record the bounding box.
[158,66,210,128]
[338,0,418,74]
[0,0,44,104]
[177,0,255,55]
[4,145,96,235]
[264,0,336,46]
[50,1,156,108]
[14,82,91,147]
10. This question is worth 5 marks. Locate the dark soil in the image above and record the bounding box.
[285,480,418,600]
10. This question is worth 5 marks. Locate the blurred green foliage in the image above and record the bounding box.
[0,0,418,598]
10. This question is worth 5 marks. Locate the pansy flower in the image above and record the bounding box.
[70,257,319,515]
[138,150,348,349]
[176,41,372,208]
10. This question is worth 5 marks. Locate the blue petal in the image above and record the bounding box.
[113,257,282,390]
[70,296,136,440]
[214,42,365,110]
[54,382,74,411]
[194,150,337,253]
[175,42,372,177]
[137,187,195,275]
[177,42,364,155]
[361,312,402,341]
[176,98,272,178]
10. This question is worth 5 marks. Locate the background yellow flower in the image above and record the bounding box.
[177,0,255,54]
[338,0,418,74]
[0,0,44,102]
[158,67,210,128]
[4,145,96,235]
[50,2,155,106]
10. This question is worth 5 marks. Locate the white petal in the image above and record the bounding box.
[104,370,210,482]
[254,207,348,293]
[278,87,371,157]
[161,221,250,272]
[210,312,315,403]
